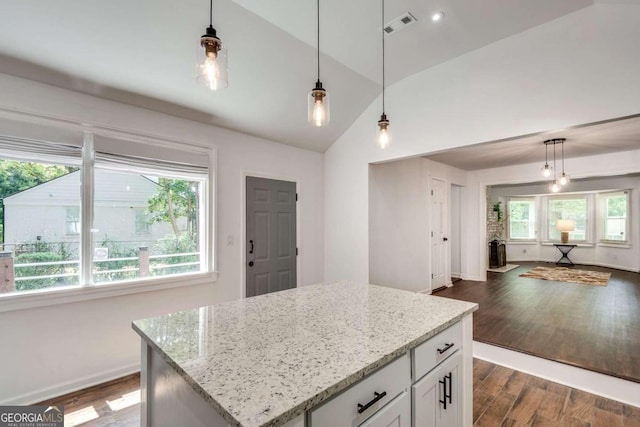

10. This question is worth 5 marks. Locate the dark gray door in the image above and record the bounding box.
[246,177,297,297]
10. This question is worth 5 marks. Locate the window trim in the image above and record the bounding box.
[597,190,631,245]
[0,115,217,311]
[542,194,593,244]
[0,271,218,313]
[506,197,537,242]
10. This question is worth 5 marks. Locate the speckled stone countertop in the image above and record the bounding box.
[132,281,477,427]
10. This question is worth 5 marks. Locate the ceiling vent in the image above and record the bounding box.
[383,12,417,35]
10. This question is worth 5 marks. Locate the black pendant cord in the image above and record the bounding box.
[545,142,548,164]
[561,141,565,173]
[553,142,557,179]
[317,0,320,82]
[381,0,386,114]
[209,0,213,27]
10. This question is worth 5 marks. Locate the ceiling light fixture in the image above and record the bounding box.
[197,0,228,91]
[308,0,329,127]
[431,11,445,22]
[544,138,569,192]
[541,141,552,177]
[377,0,390,149]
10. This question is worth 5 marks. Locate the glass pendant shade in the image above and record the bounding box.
[197,26,228,91]
[550,181,560,193]
[308,81,330,126]
[559,172,570,186]
[377,114,390,149]
[542,164,552,177]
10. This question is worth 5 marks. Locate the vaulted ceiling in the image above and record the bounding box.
[0,0,600,152]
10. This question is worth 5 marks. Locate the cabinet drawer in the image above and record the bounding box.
[412,322,462,382]
[358,390,410,427]
[309,353,410,426]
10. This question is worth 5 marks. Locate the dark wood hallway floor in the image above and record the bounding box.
[435,262,640,383]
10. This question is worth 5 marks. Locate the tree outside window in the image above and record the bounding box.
[508,198,536,240]
[547,197,588,241]
[600,192,628,242]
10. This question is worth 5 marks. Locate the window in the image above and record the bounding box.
[508,198,536,240]
[546,196,589,242]
[599,191,629,243]
[134,208,150,234]
[66,207,80,235]
[0,124,211,298]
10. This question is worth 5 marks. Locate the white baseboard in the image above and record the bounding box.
[1,363,140,405]
[508,258,639,273]
[473,341,640,409]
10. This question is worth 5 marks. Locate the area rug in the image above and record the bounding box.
[520,266,610,286]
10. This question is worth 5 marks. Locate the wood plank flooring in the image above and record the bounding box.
[435,262,640,383]
[36,373,140,427]
[473,359,640,426]
[37,361,640,426]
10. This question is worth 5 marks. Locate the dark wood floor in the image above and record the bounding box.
[38,362,640,426]
[436,262,640,383]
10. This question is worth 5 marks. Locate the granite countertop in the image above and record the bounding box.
[132,281,478,427]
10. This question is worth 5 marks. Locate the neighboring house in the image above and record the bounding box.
[2,169,173,254]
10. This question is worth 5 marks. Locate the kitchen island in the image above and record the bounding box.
[132,281,478,427]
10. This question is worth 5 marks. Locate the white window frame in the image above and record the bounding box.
[597,190,631,245]
[506,197,537,242]
[542,194,593,244]
[0,118,217,313]
[134,208,151,234]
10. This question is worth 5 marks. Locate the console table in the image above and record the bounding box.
[553,244,577,266]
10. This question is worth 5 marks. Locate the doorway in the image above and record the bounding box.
[245,176,297,297]
[430,178,446,290]
[450,184,463,281]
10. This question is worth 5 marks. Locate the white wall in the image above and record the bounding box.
[325,3,640,284]
[488,173,640,271]
[0,73,324,404]
[368,157,469,292]
[369,158,428,292]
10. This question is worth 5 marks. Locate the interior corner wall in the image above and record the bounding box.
[324,3,640,284]
[0,73,324,404]
[369,158,429,292]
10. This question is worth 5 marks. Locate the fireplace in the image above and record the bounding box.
[489,240,506,269]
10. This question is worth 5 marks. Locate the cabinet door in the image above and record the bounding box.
[438,351,462,427]
[359,391,410,427]
[412,351,462,427]
[412,364,441,426]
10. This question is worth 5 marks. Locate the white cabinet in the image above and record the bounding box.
[359,391,410,427]
[412,350,462,427]
[309,353,411,427]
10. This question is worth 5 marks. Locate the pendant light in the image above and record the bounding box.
[308,0,330,126]
[558,139,570,186]
[550,142,560,193]
[197,0,228,90]
[376,0,390,149]
[541,141,552,177]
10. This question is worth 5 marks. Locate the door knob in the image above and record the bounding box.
[248,261,254,267]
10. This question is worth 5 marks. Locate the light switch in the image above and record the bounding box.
[227,235,234,246]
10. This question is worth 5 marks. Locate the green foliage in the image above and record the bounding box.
[147,178,198,237]
[151,233,199,275]
[14,250,77,292]
[607,195,626,217]
[93,235,138,283]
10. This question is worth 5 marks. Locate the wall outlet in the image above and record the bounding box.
[227,235,234,246]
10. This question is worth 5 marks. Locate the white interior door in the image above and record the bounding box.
[431,178,446,289]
